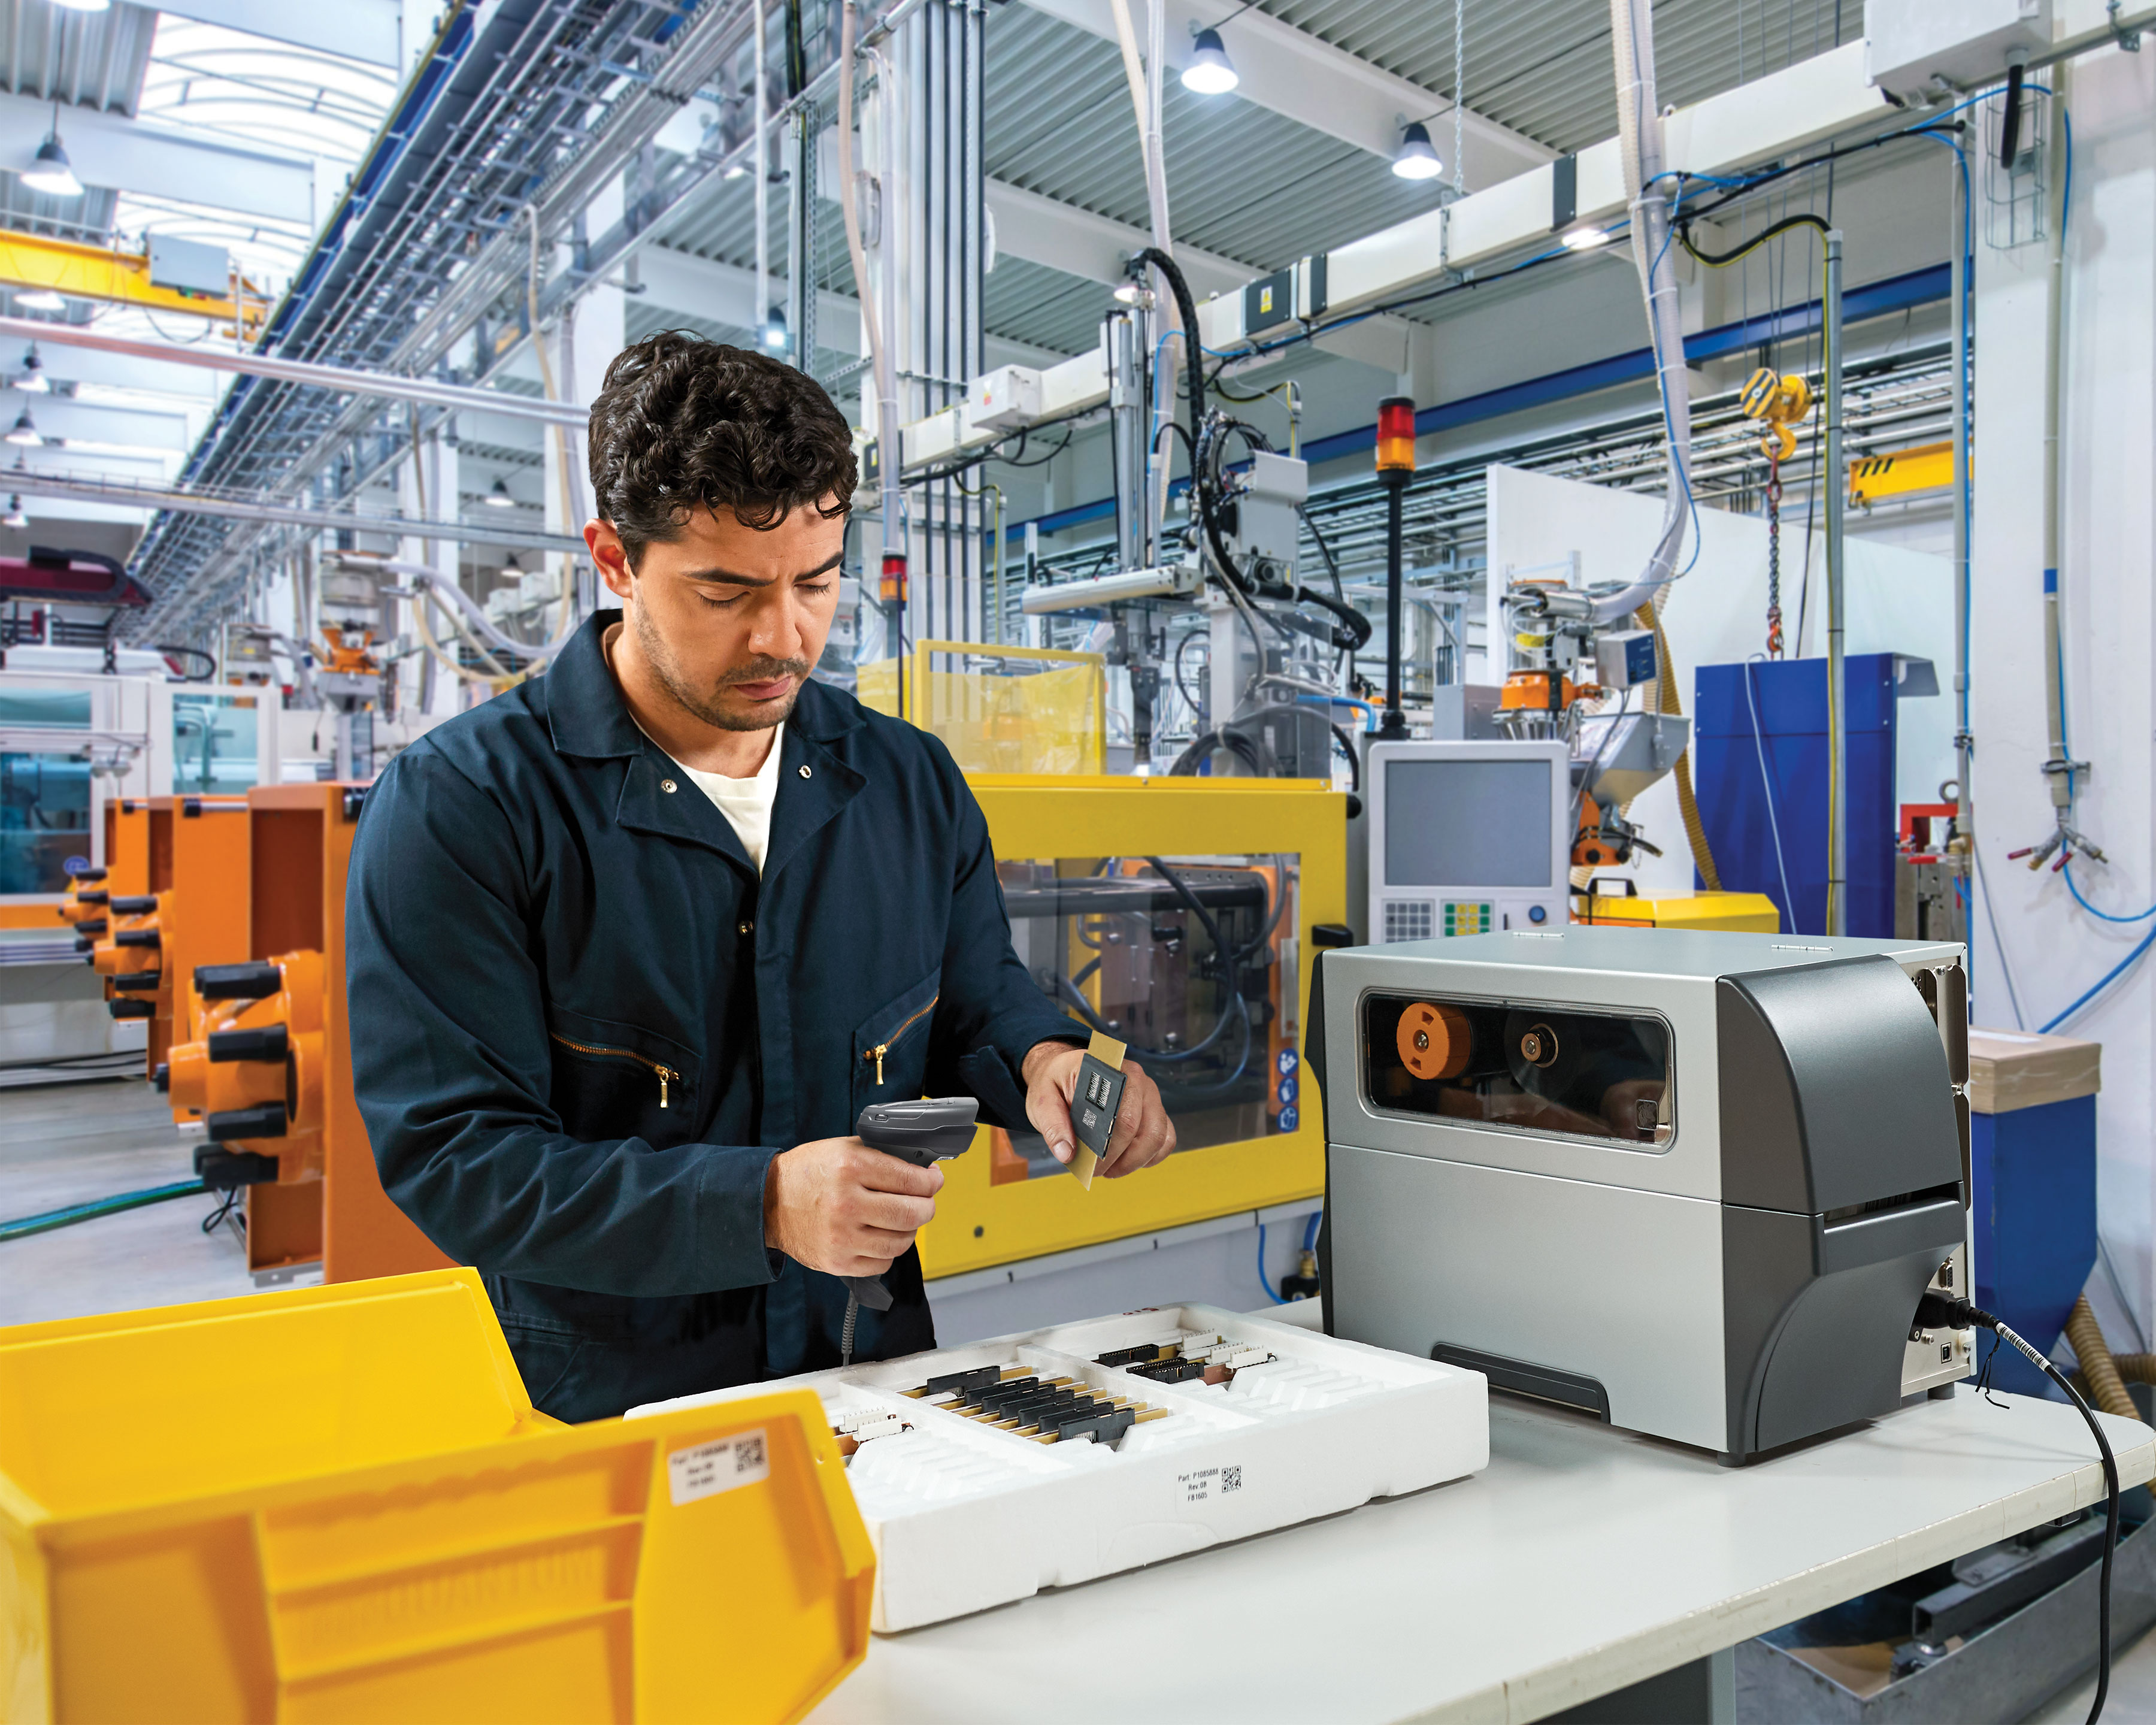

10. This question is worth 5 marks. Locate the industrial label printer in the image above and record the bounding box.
[1312,929,1973,1464]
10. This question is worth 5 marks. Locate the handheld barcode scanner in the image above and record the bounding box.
[840,1096,980,1363]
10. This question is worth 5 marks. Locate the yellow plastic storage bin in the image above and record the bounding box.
[0,1270,871,1724]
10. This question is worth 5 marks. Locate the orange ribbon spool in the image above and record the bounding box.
[1395,1000,1471,1082]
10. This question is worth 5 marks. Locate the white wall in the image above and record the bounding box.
[1485,465,1956,902]
[1969,47,2156,1343]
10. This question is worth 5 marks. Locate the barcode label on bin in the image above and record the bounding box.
[668,1429,770,1505]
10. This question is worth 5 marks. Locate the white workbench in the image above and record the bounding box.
[808,1312,2152,1725]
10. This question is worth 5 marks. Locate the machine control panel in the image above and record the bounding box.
[1368,740,1571,942]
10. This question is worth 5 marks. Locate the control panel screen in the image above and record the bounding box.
[1385,759,1552,888]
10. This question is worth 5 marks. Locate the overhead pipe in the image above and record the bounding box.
[1582,0,1694,629]
[1825,229,1846,934]
[0,314,586,425]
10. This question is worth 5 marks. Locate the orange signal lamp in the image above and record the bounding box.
[1376,395,1416,738]
[1375,396,1418,480]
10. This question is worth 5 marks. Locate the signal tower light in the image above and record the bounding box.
[1376,396,1416,739]
[1375,397,1417,484]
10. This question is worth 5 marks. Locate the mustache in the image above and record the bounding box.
[720,657,811,686]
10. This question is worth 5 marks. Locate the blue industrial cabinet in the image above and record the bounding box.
[1970,1095,2100,1399]
[1693,653,1901,937]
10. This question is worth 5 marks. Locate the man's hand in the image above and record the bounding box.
[1022,1041,1176,1179]
[764,1139,943,1276]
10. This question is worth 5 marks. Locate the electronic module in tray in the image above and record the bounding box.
[630,1303,1488,1630]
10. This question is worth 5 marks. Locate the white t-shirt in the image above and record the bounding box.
[671,724,785,873]
[603,622,786,872]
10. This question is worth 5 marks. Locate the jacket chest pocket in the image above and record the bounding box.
[546,1007,700,1146]
[852,970,940,1112]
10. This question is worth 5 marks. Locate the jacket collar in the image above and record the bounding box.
[544,609,868,759]
[544,609,644,759]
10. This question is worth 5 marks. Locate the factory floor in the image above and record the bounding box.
[3,1076,2154,1722]
[1,1074,274,1326]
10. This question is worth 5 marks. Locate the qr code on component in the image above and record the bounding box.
[734,1433,765,1473]
[1221,1465,1242,1493]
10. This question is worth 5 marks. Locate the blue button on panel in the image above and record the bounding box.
[1528,904,1548,924]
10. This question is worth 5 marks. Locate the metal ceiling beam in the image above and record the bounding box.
[0,89,316,225]
[982,180,1250,299]
[8,469,584,553]
[0,314,586,425]
[1017,0,1553,183]
[152,0,403,68]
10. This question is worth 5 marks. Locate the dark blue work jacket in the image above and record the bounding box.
[346,610,1079,1421]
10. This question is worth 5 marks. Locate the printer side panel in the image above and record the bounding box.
[1716,957,1966,1460]
[1327,1146,1729,1452]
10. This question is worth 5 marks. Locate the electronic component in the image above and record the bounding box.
[1315,927,1973,1464]
[1070,1031,1127,1188]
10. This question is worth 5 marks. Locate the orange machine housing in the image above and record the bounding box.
[160,782,452,1286]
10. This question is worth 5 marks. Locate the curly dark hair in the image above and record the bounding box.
[587,331,856,564]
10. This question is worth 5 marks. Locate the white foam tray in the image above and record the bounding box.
[629,1302,1488,1631]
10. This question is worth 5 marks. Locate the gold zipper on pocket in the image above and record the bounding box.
[549,1033,680,1109]
[864,994,938,1087]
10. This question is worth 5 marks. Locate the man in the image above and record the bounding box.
[347,333,1173,1421]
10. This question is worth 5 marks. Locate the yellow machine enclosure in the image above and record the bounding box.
[0,1270,872,1725]
[917,774,1344,1279]
[1571,888,1782,932]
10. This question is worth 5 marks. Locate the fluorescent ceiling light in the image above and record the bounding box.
[1180,28,1239,95]
[52,0,112,12]
[1561,224,1613,250]
[1392,120,1443,181]
[22,138,81,199]
[14,288,66,311]
[5,410,41,447]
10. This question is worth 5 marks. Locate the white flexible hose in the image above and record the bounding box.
[1589,0,1693,628]
[377,559,567,662]
[1111,0,1179,544]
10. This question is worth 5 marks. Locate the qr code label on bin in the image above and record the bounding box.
[668,1429,770,1506]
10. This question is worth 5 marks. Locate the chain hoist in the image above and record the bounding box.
[1739,367,1812,660]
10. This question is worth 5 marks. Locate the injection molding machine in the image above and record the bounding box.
[1313,928,1974,1464]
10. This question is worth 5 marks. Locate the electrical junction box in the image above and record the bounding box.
[1595,629,1657,690]
[969,363,1043,431]
[631,1303,1487,1632]
[147,234,232,298]
[1864,0,2053,99]
[1228,449,1309,575]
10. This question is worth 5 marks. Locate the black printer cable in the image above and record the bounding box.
[1917,1293,2119,1725]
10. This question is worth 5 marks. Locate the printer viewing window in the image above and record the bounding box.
[1364,992,1673,1148]
[1384,759,1553,888]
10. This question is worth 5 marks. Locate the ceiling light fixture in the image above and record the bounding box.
[17,347,47,392]
[761,305,789,352]
[22,103,82,199]
[51,0,113,13]
[1,496,25,529]
[485,476,515,508]
[14,288,64,312]
[723,162,748,181]
[1391,120,1444,181]
[5,410,41,447]
[1560,223,1613,250]
[1180,26,1239,95]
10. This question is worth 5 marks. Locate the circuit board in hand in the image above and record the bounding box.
[1071,1031,1127,1190]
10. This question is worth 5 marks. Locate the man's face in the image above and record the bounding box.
[588,497,847,731]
